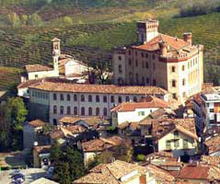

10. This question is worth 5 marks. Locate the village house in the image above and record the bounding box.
[111,95,171,127]
[33,145,51,168]
[81,136,124,166]
[113,19,204,103]
[73,160,148,184]
[26,80,169,125]
[140,118,199,158]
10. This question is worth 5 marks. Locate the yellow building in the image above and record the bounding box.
[113,19,204,103]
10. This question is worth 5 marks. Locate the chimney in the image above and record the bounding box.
[183,32,192,45]
[159,41,167,56]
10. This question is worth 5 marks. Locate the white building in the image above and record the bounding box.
[111,95,170,127]
[200,86,220,129]
[27,80,169,125]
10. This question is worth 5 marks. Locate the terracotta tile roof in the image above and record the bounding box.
[178,164,220,181]
[201,155,220,166]
[205,135,220,154]
[34,145,51,154]
[133,34,189,51]
[25,64,53,73]
[151,118,198,141]
[160,160,183,167]
[59,116,101,126]
[50,127,74,139]
[29,119,45,127]
[17,78,44,89]
[111,96,169,112]
[146,164,175,183]
[82,136,123,152]
[29,81,168,95]
[73,160,146,184]
[117,121,130,129]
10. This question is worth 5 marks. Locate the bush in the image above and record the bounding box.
[136,154,145,161]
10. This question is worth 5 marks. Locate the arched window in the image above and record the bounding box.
[74,107,77,115]
[111,96,115,103]
[81,107,85,116]
[103,108,108,117]
[129,58,132,66]
[74,94,77,101]
[89,107,93,116]
[96,107,100,116]
[96,95,100,102]
[133,96,137,102]
[67,106,71,115]
[126,96,130,102]
[172,80,176,87]
[88,95,92,102]
[67,94,71,101]
[60,94,64,101]
[146,62,149,69]
[53,119,57,126]
[60,106,64,114]
[103,96,107,103]
[118,96,122,103]
[81,95,85,102]
[136,60,138,67]
[136,73,139,84]
[53,105,57,114]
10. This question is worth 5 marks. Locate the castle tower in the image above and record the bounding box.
[137,19,159,44]
[51,37,61,75]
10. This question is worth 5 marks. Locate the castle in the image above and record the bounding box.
[113,19,204,102]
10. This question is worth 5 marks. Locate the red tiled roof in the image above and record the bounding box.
[111,96,169,112]
[133,34,189,51]
[205,135,220,154]
[25,64,53,72]
[29,81,168,95]
[29,119,45,127]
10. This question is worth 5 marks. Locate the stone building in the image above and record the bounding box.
[27,80,169,125]
[113,19,204,103]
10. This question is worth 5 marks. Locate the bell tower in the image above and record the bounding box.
[51,37,61,75]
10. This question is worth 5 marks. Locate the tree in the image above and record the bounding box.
[50,141,62,163]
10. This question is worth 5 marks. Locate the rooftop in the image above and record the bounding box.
[59,116,102,126]
[205,135,220,154]
[29,81,168,95]
[29,119,45,127]
[25,64,53,73]
[111,96,169,113]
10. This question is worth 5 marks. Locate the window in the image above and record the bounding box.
[172,93,177,99]
[174,140,179,148]
[118,56,121,60]
[146,53,148,58]
[103,96,107,103]
[103,108,108,116]
[210,109,214,113]
[138,111,145,116]
[111,96,115,103]
[141,52,144,57]
[146,78,149,84]
[88,95,92,102]
[118,65,122,73]
[96,107,100,116]
[96,95,100,102]
[74,94,77,101]
[182,79,185,86]
[60,106,64,114]
[183,139,188,148]
[146,62,149,69]
[126,96,130,102]
[142,77,145,85]
[60,94,64,101]
[171,66,175,72]
[166,141,171,149]
[67,94,71,101]
[174,131,179,139]
[133,96,137,102]
[35,75,38,79]
[172,80,176,87]
[129,58,132,66]
[89,107,93,116]
[129,50,131,55]
[136,73,139,84]
[53,105,57,114]
[153,79,156,86]
[136,60,138,67]
[67,106,71,115]
[53,93,57,100]
[152,54,155,60]
[53,119,57,126]
[81,107,85,116]
[118,96,122,103]
[74,107,78,115]
[182,65,185,71]
[81,95,85,102]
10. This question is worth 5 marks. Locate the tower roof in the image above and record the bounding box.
[51,37,60,42]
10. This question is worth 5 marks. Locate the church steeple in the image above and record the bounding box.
[51,37,61,75]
